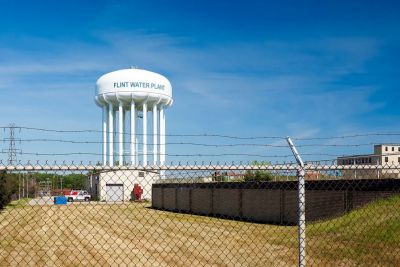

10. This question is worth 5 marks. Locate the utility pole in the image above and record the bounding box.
[26,175,29,198]
[2,123,21,165]
[18,174,21,200]
[22,174,25,198]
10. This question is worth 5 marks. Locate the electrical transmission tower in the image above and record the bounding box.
[2,123,21,165]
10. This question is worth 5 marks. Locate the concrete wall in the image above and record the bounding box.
[152,179,400,225]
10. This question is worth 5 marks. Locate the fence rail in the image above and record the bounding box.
[3,163,400,171]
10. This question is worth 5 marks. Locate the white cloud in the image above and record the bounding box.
[0,30,391,163]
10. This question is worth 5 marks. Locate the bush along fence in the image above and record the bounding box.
[0,171,19,210]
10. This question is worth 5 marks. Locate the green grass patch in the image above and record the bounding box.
[309,195,400,244]
[307,195,400,265]
[4,198,31,210]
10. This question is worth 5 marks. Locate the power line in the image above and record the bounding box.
[0,126,286,139]
[292,133,400,141]
[0,138,292,147]
[2,125,400,141]
[2,138,398,148]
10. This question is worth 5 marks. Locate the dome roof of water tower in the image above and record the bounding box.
[95,68,173,107]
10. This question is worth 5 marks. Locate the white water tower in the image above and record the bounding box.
[95,68,173,166]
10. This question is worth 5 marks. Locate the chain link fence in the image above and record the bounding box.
[0,163,399,266]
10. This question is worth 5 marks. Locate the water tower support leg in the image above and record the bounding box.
[102,105,108,166]
[130,101,136,165]
[143,102,148,165]
[108,103,114,166]
[118,102,124,166]
[153,104,158,165]
[160,106,166,165]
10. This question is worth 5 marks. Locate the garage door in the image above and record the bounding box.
[106,184,124,202]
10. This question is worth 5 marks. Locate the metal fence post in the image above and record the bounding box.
[287,137,306,267]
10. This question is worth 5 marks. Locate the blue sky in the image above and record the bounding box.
[0,0,400,163]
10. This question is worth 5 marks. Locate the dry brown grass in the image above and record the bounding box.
[0,201,297,266]
[1,197,399,266]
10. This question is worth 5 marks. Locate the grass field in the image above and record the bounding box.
[0,196,399,266]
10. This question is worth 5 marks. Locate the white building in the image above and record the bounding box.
[337,144,400,179]
[90,68,173,201]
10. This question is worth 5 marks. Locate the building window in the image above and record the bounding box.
[398,147,400,152]
[392,147,395,151]
[369,158,372,163]
[385,146,388,151]
[385,157,389,163]
[398,157,400,163]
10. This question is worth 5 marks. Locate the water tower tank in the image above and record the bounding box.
[95,68,173,166]
[95,68,173,107]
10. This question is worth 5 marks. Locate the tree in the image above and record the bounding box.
[212,171,229,182]
[30,172,86,190]
[0,172,19,210]
[0,171,6,209]
[244,160,273,182]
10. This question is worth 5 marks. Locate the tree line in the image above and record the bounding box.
[0,171,86,210]
[0,172,18,210]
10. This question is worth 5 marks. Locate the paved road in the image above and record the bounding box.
[27,197,123,206]
[28,196,60,206]
[28,197,91,206]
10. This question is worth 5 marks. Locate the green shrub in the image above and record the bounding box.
[243,160,273,182]
[243,170,273,182]
[0,172,18,210]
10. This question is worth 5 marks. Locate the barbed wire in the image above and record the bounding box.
[3,150,400,160]
[0,151,294,158]
[3,125,400,165]
[2,125,400,141]
[2,138,398,148]
[0,138,288,147]
[0,126,286,140]
[292,133,400,141]
[0,161,297,167]
[3,150,400,158]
